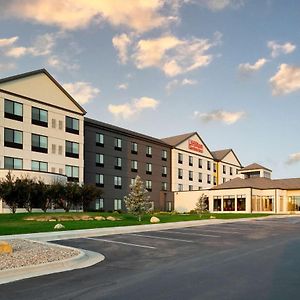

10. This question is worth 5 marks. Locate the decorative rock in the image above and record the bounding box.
[94,216,106,221]
[150,216,160,223]
[54,223,65,230]
[106,216,117,221]
[0,241,13,255]
[210,216,216,219]
[80,215,93,221]
[49,219,56,222]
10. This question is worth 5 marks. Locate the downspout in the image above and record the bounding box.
[274,189,277,214]
[250,188,252,213]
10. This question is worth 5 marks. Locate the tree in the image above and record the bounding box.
[31,181,51,213]
[0,172,18,213]
[47,181,66,210]
[195,193,208,217]
[15,177,35,212]
[62,182,82,212]
[124,175,151,221]
[80,184,103,212]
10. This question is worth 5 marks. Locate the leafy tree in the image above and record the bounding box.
[47,181,66,210]
[195,193,208,217]
[0,172,18,213]
[62,182,82,212]
[80,184,103,212]
[15,177,35,212]
[31,181,51,212]
[124,175,151,221]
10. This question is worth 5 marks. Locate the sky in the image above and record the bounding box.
[0,0,300,179]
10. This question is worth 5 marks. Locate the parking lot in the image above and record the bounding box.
[2,216,300,300]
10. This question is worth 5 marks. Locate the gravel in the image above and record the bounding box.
[0,239,80,271]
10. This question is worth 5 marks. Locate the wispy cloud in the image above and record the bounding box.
[116,83,128,90]
[166,78,197,92]
[268,41,296,58]
[195,0,245,11]
[47,55,79,71]
[287,152,300,165]
[112,33,132,64]
[238,58,268,73]
[0,36,19,47]
[0,63,16,72]
[108,97,159,119]
[194,110,245,124]
[63,82,100,105]
[270,64,300,95]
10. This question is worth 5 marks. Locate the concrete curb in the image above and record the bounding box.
[0,240,105,285]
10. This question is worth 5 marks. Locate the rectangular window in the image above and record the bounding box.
[166,201,172,212]
[178,153,183,164]
[207,174,211,184]
[131,160,138,172]
[213,196,221,211]
[96,174,104,187]
[114,138,122,150]
[198,172,202,182]
[189,170,193,181]
[146,163,152,174]
[131,142,138,154]
[32,134,48,153]
[189,185,193,191]
[223,195,235,211]
[114,199,122,211]
[189,156,193,166]
[146,180,152,191]
[31,160,48,172]
[213,163,217,172]
[223,178,226,183]
[96,153,104,167]
[115,157,122,170]
[4,156,23,170]
[162,166,167,177]
[178,184,183,191]
[4,128,23,149]
[32,107,48,127]
[146,146,152,157]
[230,167,233,176]
[65,141,79,158]
[66,165,79,182]
[223,165,226,174]
[162,150,167,161]
[130,178,136,186]
[95,198,104,210]
[178,168,183,179]
[114,176,122,189]
[4,99,23,121]
[237,195,246,211]
[96,133,104,146]
[162,182,167,191]
[213,176,217,185]
[66,116,79,134]
[207,161,211,171]
[199,158,202,168]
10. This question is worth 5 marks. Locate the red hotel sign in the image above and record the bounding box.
[188,139,203,153]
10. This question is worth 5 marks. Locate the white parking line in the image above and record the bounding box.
[181,228,243,235]
[157,230,220,238]
[85,237,156,249]
[127,233,194,243]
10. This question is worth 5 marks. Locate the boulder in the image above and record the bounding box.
[150,216,160,223]
[54,223,65,230]
[0,241,13,254]
[94,216,106,221]
[49,219,57,222]
[80,215,93,221]
[106,216,117,221]
[210,216,216,219]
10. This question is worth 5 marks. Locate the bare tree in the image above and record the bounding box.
[195,193,208,217]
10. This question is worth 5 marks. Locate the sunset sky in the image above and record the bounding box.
[0,0,300,178]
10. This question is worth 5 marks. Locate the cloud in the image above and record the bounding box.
[0,63,16,72]
[2,0,175,33]
[116,83,128,90]
[195,0,245,11]
[268,41,296,58]
[62,82,100,105]
[238,58,268,73]
[194,110,245,124]
[0,36,18,47]
[108,97,159,119]
[166,78,197,92]
[47,55,79,71]
[112,33,132,64]
[270,64,300,95]
[287,152,300,165]
[132,32,221,77]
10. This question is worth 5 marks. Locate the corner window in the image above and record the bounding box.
[66,116,79,134]
[32,107,48,127]
[4,156,23,170]
[32,134,48,153]
[4,128,23,149]
[66,165,79,182]
[65,141,79,158]
[96,133,104,146]
[162,166,167,177]
[162,182,167,191]
[162,150,167,161]
[4,99,23,121]
[32,160,48,172]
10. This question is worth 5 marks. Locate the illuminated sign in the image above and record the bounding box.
[188,139,203,153]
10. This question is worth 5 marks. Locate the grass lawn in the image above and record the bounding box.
[0,212,272,236]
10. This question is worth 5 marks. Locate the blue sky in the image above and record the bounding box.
[0,0,300,178]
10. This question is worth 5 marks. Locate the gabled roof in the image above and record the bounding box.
[161,132,197,147]
[0,68,86,114]
[240,163,271,172]
[211,149,232,161]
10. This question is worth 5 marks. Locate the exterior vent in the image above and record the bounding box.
[52,144,56,154]
[52,119,56,128]
[59,120,63,130]
[58,145,63,155]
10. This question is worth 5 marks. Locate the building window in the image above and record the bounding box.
[207,174,211,184]
[223,165,226,174]
[32,134,48,153]
[130,178,136,186]
[131,160,138,172]
[4,156,23,170]
[178,153,183,164]
[32,107,48,127]
[237,195,246,211]
[114,138,122,151]
[162,182,167,191]
[96,133,104,146]
[162,166,167,177]
[198,158,202,168]
[223,195,235,211]
[32,160,48,172]
[4,128,23,149]
[162,150,167,161]
[207,161,211,171]
[65,141,79,158]
[146,146,152,157]
[114,199,122,211]
[213,176,217,185]
[146,163,152,175]
[114,176,122,189]
[66,165,79,182]
[189,185,193,191]
[178,184,183,191]
[189,170,193,181]
[230,167,233,176]
[66,116,79,134]
[198,172,202,182]
[115,157,122,170]
[213,163,217,172]
[4,99,23,121]
[213,196,222,211]
[96,153,104,167]
[146,180,152,191]
[131,142,138,154]
[178,168,183,179]
[96,174,104,187]
[95,198,104,210]
[189,156,193,166]
[166,201,172,212]
[223,178,226,183]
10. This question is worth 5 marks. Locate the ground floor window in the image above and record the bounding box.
[237,195,246,211]
[213,196,221,211]
[223,195,235,211]
[288,196,300,211]
[95,198,104,210]
[166,201,172,211]
[114,199,122,210]
[279,196,284,212]
[252,195,273,211]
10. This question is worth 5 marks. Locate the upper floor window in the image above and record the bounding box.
[4,128,23,149]
[162,150,167,161]
[213,176,217,185]
[114,138,122,151]
[66,116,79,134]
[146,146,152,157]
[32,160,48,172]
[65,141,79,158]
[4,99,23,121]
[131,160,138,172]
[115,157,122,170]
[189,170,193,181]
[207,161,211,171]
[32,134,48,153]
[146,163,152,174]
[96,173,104,187]
[114,176,122,189]
[198,158,203,168]
[96,133,104,146]
[189,185,193,191]
[178,153,183,164]
[198,172,202,183]
[189,156,193,166]
[162,166,167,177]
[207,174,211,184]
[213,163,217,172]
[4,156,23,170]
[162,182,167,191]
[66,165,79,182]
[230,167,233,175]
[131,142,138,154]
[96,153,104,167]
[223,165,226,174]
[146,180,152,191]
[178,184,183,191]
[32,107,48,127]
[178,168,183,179]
